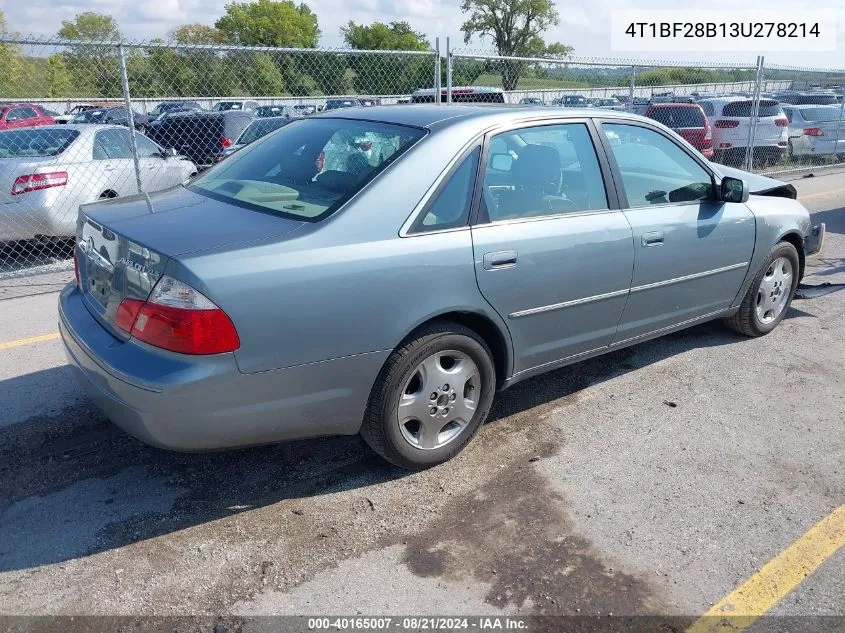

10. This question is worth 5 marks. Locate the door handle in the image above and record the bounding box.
[642,231,664,247]
[103,165,116,171]
[483,250,518,270]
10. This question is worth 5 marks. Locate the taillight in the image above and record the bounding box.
[221,136,233,148]
[316,150,325,172]
[73,247,80,287]
[775,118,789,127]
[714,120,740,129]
[115,276,239,355]
[803,127,825,137]
[11,171,68,195]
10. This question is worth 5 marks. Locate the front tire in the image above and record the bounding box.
[724,241,799,337]
[361,322,496,470]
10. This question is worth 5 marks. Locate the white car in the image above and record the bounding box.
[781,104,845,158]
[0,125,197,241]
[697,97,788,165]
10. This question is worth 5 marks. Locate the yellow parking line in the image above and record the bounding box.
[685,505,845,633]
[0,332,60,350]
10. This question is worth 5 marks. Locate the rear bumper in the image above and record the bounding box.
[59,284,387,451]
[0,198,74,241]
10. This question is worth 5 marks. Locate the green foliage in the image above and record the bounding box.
[307,53,349,95]
[215,0,319,47]
[637,67,756,86]
[246,52,285,94]
[46,54,72,97]
[341,21,429,51]
[58,12,122,41]
[169,24,229,45]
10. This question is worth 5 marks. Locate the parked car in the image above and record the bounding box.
[557,95,588,107]
[411,87,505,104]
[519,97,545,106]
[359,97,381,107]
[324,99,363,111]
[149,101,204,118]
[595,97,626,111]
[218,116,293,160]
[781,105,845,158]
[644,103,714,159]
[212,100,260,113]
[0,125,196,241]
[690,91,716,101]
[71,107,150,130]
[150,110,253,168]
[60,106,823,470]
[53,104,121,124]
[773,92,839,106]
[697,97,788,164]
[255,105,298,118]
[293,104,318,115]
[0,104,55,131]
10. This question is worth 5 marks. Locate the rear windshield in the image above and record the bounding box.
[238,118,288,145]
[648,106,705,127]
[191,118,425,221]
[722,100,782,117]
[799,106,843,122]
[795,94,838,105]
[0,129,80,157]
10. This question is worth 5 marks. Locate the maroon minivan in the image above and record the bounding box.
[644,103,714,159]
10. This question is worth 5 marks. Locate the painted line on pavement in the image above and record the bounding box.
[0,332,60,350]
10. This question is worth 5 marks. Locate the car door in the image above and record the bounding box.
[471,120,634,376]
[133,132,181,191]
[597,121,755,345]
[92,128,139,195]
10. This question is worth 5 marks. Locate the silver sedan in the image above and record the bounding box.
[60,106,824,469]
[0,125,196,241]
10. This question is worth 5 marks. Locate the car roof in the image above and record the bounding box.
[311,103,648,131]
[789,103,840,109]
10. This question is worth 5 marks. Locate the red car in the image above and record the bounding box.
[0,104,55,131]
[644,103,714,159]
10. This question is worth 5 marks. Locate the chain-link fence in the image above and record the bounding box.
[1,34,844,277]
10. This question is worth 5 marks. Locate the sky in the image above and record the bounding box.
[0,0,843,68]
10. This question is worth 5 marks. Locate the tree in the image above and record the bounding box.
[46,54,72,97]
[0,11,23,98]
[341,21,429,51]
[460,0,571,90]
[215,0,319,48]
[170,24,229,45]
[58,12,122,41]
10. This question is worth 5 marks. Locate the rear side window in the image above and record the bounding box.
[0,129,79,157]
[6,107,37,121]
[648,107,705,128]
[191,118,425,221]
[410,147,480,233]
[795,94,838,105]
[722,100,782,117]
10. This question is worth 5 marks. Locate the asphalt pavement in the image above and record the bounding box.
[0,172,843,626]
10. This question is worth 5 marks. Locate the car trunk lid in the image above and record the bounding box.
[77,186,304,336]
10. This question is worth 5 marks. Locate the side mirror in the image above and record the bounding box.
[490,153,513,172]
[165,147,178,158]
[721,176,749,203]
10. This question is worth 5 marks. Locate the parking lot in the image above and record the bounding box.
[0,171,843,628]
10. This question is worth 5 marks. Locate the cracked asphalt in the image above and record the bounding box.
[0,172,843,623]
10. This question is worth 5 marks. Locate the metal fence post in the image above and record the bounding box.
[118,44,143,194]
[446,37,453,104]
[629,65,636,113]
[744,55,765,171]
[434,38,442,104]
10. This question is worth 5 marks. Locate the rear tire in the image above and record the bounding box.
[723,241,799,337]
[361,321,496,470]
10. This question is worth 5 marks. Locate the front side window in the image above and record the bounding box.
[410,147,480,233]
[481,123,609,222]
[134,133,162,158]
[191,118,424,221]
[602,123,713,208]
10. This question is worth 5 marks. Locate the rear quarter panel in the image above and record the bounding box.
[171,120,511,375]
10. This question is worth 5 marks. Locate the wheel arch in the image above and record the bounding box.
[398,309,513,389]
[778,230,805,280]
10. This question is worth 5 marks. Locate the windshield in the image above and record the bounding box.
[0,129,80,157]
[72,109,109,123]
[238,118,289,145]
[191,118,425,221]
[799,106,842,122]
